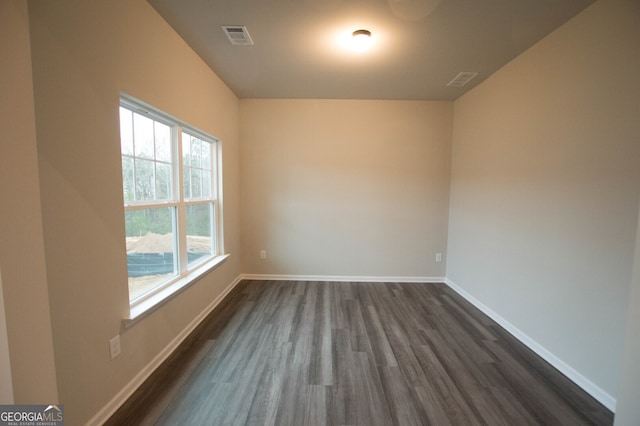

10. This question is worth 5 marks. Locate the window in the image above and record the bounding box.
[119,96,224,310]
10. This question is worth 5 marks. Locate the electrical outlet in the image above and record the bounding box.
[109,335,121,360]
[435,252,443,263]
[260,250,267,260]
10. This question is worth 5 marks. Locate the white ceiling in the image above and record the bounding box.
[148,0,594,100]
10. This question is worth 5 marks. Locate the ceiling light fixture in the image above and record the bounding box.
[351,29,372,52]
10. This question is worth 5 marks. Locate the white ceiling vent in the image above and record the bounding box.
[447,72,478,87]
[222,26,254,46]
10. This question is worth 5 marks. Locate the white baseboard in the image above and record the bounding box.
[240,274,446,283]
[86,274,244,426]
[444,278,616,412]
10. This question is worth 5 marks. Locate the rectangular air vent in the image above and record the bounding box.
[222,26,254,46]
[447,72,478,87]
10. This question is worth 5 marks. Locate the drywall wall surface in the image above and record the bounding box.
[240,99,452,278]
[0,269,12,403]
[447,0,640,400]
[27,0,240,423]
[614,200,640,424]
[0,0,58,404]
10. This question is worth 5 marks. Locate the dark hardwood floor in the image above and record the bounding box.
[106,280,613,425]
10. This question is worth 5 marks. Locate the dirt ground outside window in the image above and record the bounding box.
[127,232,211,300]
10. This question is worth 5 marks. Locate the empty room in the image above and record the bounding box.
[1,0,639,425]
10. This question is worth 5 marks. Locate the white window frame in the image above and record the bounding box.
[120,95,227,324]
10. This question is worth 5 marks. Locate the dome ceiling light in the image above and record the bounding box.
[350,29,373,52]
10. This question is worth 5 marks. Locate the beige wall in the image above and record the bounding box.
[27,0,241,423]
[0,269,12,403]
[447,0,640,403]
[240,99,452,278]
[0,0,58,404]
[615,201,640,425]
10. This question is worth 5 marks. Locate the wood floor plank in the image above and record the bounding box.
[483,338,595,425]
[486,379,541,426]
[107,280,614,426]
[309,283,333,386]
[244,342,291,426]
[362,304,399,367]
[379,365,428,425]
[348,350,395,425]
[440,294,498,342]
[411,343,482,425]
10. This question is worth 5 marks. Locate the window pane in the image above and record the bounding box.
[134,113,154,159]
[186,203,213,267]
[155,162,172,200]
[190,138,201,167]
[202,141,211,171]
[125,207,177,301]
[182,133,191,166]
[202,170,211,198]
[119,107,134,156]
[122,156,134,202]
[135,158,155,200]
[155,121,171,162]
[190,168,202,199]
[183,165,191,199]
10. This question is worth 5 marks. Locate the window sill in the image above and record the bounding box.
[123,254,230,328]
